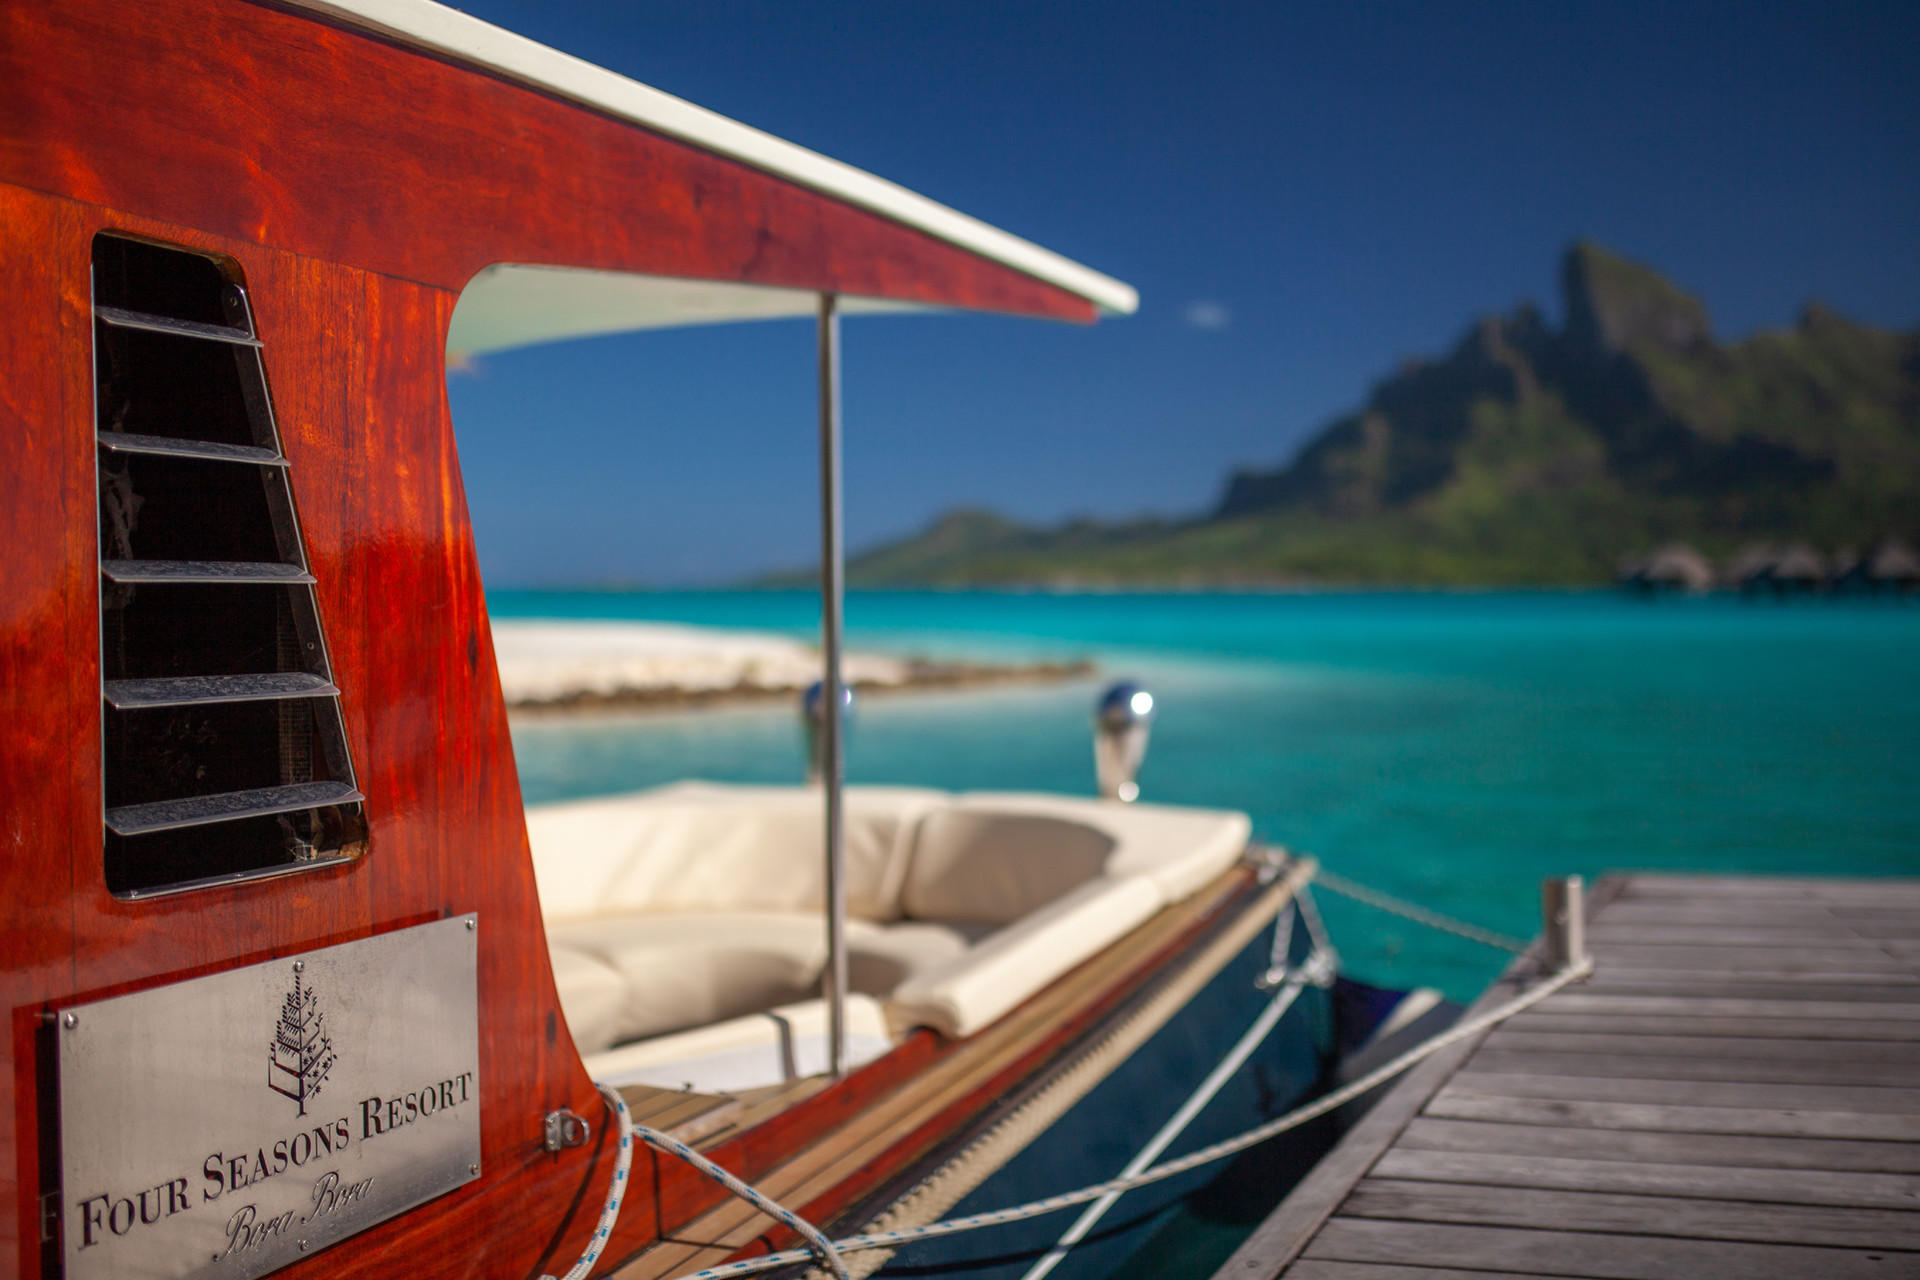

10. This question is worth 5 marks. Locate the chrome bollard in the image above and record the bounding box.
[1542,875,1587,971]
[802,679,854,784]
[1094,681,1154,802]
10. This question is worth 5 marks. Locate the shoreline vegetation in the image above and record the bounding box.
[493,619,1092,716]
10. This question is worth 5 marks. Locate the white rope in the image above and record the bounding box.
[1307,865,1532,955]
[1294,883,1339,971]
[669,952,1592,1279]
[541,1084,634,1280]
[537,1083,849,1280]
[1018,965,1315,1280]
[632,1119,850,1279]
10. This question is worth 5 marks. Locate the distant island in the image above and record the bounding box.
[785,243,1920,587]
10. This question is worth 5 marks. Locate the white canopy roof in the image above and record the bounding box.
[447,267,933,358]
[293,0,1137,356]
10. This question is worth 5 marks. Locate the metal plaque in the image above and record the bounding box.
[55,916,481,1280]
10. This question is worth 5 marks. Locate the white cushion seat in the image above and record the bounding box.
[843,919,981,996]
[550,912,828,1047]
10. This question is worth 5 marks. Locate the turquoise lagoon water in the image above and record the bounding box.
[493,589,1920,1001]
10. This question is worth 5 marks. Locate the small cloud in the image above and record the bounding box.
[1182,300,1232,331]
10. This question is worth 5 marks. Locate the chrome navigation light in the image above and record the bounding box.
[802,679,855,784]
[1094,680,1155,802]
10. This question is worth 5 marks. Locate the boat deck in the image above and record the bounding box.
[607,862,1313,1279]
[1217,873,1920,1279]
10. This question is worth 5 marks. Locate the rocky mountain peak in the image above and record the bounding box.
[1561,240,1712,357]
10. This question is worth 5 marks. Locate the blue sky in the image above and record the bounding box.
[444,1,1919,586]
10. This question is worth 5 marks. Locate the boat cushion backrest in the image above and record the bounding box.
[529,782,942,922]
[548,943,632,1057]
[899,809,1117,924]
[950,793,1254,905]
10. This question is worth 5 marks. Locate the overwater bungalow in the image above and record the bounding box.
[1619,543,1715,594]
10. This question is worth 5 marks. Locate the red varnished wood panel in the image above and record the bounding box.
[0,0,1098,323]
[0,182,83,1280]
[0,197,617,1279]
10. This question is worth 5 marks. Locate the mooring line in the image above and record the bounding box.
[664,951,1591,1280]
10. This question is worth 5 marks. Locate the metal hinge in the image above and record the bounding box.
[544,1109,591,1153]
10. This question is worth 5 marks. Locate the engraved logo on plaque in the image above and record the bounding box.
[267,967,337,1117]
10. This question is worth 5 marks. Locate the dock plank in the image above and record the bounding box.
[1396,1116,1920,1173]
[1578,964,1920,984]
[1467,1047,1920,1087]
[1506,1010,1920,1039]
[1618,874,1920,900]
[1587,923,1920,946]
[1538,992,1920,1019]
[1216,873,1920,1279]
[1585,944,1915,972]
[1303,1218,1917,1279]
[1343,1178,1920,1250]
[1591,907,1920,935]
[1479,1028,1920,1062]
[1371,1148,1920,1210]
[1576,972,1920,1000]
[1424,1090,1920,1139]
[1444,1069,1920,1113]
[1283,1267,1565,1280]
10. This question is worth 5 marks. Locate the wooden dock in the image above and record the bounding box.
[1216,873,1920,1279]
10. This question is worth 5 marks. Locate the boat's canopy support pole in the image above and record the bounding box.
[818,292,848,1078]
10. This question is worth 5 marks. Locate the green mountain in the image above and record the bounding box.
[834,243,1920,586]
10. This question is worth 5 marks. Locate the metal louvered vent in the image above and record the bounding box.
[93,235,367,898]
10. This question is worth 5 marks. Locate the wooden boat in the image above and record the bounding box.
[0,3,1422,1277]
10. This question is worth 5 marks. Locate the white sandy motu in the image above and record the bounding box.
[527,783,1251,1093]
[493,621,911,705]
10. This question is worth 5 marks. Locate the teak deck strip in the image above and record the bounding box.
[1216,873,1920,1279]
